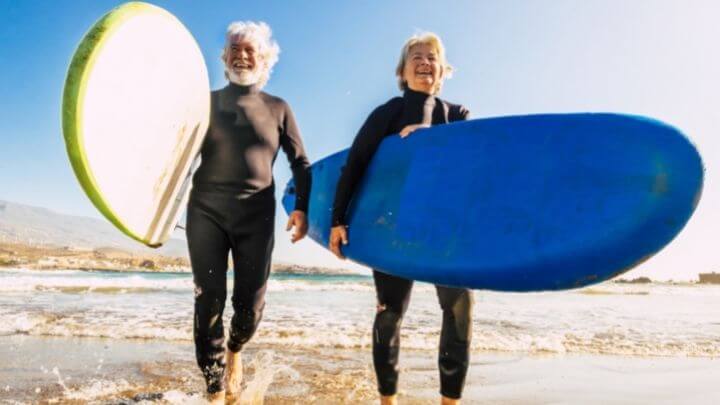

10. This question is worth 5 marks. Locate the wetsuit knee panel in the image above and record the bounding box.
[228,307,263,351]
[447,291,473,341]
[374,309,403,346]
[231,307,263,329]
[194,285,227,304]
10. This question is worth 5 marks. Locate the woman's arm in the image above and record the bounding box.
[331,102,396,227]
[329,101,398,259]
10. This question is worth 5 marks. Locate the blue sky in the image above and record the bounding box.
[0,0,718,280]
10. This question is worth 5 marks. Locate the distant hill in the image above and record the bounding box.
[0,200,187,258]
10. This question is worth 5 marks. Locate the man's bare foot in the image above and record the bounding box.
[380,394,398,405]
[207,390,225,404]
[226,349,243,395]
[441,396,459,405]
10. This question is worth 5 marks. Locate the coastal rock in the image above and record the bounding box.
[698,272,720,284]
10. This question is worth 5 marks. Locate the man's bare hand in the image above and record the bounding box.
[286,210,308,243]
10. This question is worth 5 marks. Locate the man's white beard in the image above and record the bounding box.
[226,68,262,86]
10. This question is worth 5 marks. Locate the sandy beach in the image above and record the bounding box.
[2,335,720,404]
[1,267,719,404]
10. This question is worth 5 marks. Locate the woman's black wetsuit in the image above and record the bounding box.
[332,89,473,400]
[187,82,310,393]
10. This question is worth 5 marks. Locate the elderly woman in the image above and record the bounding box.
[329,32,473,405]
[186,21,311,403]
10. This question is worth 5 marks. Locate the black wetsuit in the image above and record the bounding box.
[186,82,310,393]
[332,89,473,399]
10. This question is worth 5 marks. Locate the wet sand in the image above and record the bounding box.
[1,335,719,404]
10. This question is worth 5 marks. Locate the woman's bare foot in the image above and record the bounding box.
[207,390,225,404]
[226,349,243,395]
[380,394,398,405]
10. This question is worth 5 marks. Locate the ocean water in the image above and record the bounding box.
[1,267,719,358]
[0,269,720,404]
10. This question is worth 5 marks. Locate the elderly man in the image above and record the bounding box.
[186,21,311,402]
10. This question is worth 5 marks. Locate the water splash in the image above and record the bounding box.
[62,379,134,401]
[235,350,303,404]
[51,367,70,394]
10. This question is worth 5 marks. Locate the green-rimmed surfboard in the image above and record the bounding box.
[62,2,210,247]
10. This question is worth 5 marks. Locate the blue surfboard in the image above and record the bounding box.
[282,114,703,291]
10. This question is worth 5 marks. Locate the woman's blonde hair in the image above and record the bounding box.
[395,32,453,95]
[222,21,280,88]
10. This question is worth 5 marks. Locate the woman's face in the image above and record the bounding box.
[224,37,262,85]
[402,43,442,94]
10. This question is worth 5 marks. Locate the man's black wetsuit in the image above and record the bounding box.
[187,82,310,393]
[332,88,473,400]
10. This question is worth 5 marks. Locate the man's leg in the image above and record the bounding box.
[186,200,231,395]
[226,197,275,393]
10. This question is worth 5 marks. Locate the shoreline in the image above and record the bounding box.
[2,269,719,403]
[3,266,712,287]
[0,241,190,273]
[2,335,719,404]
[0,265,369,278]
[1,241,715,283]
[0,241,362,276]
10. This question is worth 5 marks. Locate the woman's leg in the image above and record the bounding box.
[373,270,413,399]
[435,286,473,400]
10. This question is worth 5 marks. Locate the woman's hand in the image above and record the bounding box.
[329,225,349,259]
[286,210,308,243]
[399,123,430,138]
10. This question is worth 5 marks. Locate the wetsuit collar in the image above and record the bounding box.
[227,81,261,95]
[403,88,435,103]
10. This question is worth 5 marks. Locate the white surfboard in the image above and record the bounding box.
[62,2,210,247]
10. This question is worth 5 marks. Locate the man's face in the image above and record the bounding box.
[224,37,262,85]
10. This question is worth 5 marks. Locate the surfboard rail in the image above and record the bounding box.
[62,2,209,247]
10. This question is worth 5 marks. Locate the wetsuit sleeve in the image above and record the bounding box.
[331,104,393,227]
[450,104,470,122]
[280,103,312,213]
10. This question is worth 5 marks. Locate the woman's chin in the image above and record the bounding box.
[410,83,434,93]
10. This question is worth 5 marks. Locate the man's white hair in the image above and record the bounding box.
[222,21,280,88]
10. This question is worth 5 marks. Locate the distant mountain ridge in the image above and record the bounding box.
[0,200,187,258]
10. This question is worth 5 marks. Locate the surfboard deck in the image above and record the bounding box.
[283,113,704,291]
[62,2,209,247]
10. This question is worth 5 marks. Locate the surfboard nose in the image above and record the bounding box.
[282,179,296,215]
